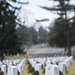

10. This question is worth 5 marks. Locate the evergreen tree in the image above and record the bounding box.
[48,17,75,48]
[0,0,27,57]
[40,0,75,56]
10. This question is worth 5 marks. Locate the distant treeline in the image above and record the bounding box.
[16,26,48,45]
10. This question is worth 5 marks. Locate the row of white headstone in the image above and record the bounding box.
[28,56,73,75]
[0,56,73,75]
[0,59,26,75]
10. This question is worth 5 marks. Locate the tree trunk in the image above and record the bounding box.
[67,30,71,56]
[65,11,71,56]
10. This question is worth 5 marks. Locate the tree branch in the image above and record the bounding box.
[5,0,29,9]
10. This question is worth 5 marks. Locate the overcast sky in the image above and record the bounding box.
[17,0,75,30]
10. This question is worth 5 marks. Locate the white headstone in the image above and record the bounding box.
[1,65,6,75]
[58,62,66,75]
[8,62,12,66]
[17,65,22,75]
[32,61,36,68]
[35,63,42,75]
[45,64,59,75]
[8,66,18,75]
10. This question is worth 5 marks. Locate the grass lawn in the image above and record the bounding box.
[22,61,45,75]
[67,59,75,75]
[22,59,75,75]
[22,64,32,75]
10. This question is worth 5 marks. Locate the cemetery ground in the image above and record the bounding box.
[22,62,44,75]
[4,54,75,75]
[22,59,45,75]
[67,59,75,75]
[22,57,75,75]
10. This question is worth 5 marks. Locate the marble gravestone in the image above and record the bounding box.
[45,64,59,75]
[1,65,6,75]
[32,61,36,68]
[17,64,22,75]
[58,62,66,75]
[8,66,18,75]
[35,63,42,75]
